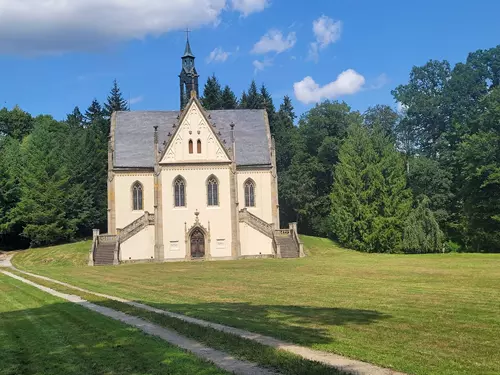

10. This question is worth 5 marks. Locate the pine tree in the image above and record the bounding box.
[0,137,23,248]
[201,75,223,110]
[330,123,413,252]
[260,84,276,129]
[274,96,299,172]
[246,80,262,109]
[104,79,128,117]
[12,116,75,246]
[280,95,296,122]
[85,99,104,124]
[239,91,248,109]
[221,85,238,109]
[85,99,108,136]
[66,106,84,128]
[82,99,109,231]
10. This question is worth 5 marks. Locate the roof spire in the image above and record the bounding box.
[183,28,194,58]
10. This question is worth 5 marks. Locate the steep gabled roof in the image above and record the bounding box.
[113,108,272,168]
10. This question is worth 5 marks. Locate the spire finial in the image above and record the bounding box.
[182,28,194,58]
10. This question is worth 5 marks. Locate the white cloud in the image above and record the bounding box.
[206,47,230,63]
[308,15,342,62]
[251,30,297,55]
[294,69,366,104]
[231,0,269,16]
[370,73,389,89]
[253,58,273,73]
[129,96,144,105]
[0,0,266,55]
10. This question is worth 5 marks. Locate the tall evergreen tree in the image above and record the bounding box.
[260,84,276,128]
[85,99,104,124]
[12,116,75,246]
[221,85,238,109]
[239,91,248,109]
[330,123,413,252]
[0,137,24,248]
[66,106,84,128]
[104,79,129,117]
[274,96,298,172]
[279,95,296,122]
[83,99,109,231]
[201,75,223,110]
[85,99,108,136]
[246,80,262,109]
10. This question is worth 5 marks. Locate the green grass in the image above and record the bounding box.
[0,273,229,375]
[12,236,500,375]
[8,269,343,375]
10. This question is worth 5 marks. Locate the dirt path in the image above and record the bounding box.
[0,252,13,267]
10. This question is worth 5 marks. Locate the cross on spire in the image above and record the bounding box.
[184,27,191,42]
[182,28,194,58]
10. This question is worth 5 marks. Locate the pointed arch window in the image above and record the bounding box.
[197,139,202,154]
[244,179,256,207]
[132,182,144,211]
[189,139,193,154]
[174,177,186,207]
[207,176,219,206]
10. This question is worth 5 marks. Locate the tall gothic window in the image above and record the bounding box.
[174,177,186,207]
[197,139,202,154]
[132,182,143,210]
[244,179,255,207]
[207,176,219,206]
[189,139,193,154]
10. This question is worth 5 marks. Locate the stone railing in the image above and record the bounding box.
[88,229,100,266]
[289,222,305,257]
[274,229,291,236]
[99,234,118,243]
[239,208,274,238]
[117,211,154,244]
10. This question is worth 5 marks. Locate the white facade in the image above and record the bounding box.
[110,98,279,262]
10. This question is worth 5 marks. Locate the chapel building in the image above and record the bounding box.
[89,38,303,265]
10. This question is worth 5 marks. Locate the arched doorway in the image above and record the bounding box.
[190,229,205,259]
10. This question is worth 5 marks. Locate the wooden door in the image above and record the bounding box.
[191,229,205,258]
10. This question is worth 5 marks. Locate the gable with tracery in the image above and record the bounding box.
[160,100,230,164]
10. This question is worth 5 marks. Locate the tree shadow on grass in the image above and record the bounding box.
[143,301,391,346]
[0,303,227,375]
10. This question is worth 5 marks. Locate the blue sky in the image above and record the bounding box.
[0,0,499,121]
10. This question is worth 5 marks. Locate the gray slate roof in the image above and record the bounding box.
[114,109,271,168]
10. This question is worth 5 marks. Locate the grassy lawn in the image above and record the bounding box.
[13,236,500,375]
[8,269,342,375]
[0,272,229,375]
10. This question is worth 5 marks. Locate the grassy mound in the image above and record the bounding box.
[12,241,90,268]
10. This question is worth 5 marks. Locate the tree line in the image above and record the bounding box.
[1,45,499,252]
[0,81,128,248]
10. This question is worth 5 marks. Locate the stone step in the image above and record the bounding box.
[93,241,118,265]
[275,235,300,258]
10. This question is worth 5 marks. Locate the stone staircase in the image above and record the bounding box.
[91,234,118,266]
[89,212,154,266]
[274,231,300,258]
[94,240,117,265]
[239,209,304,259]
